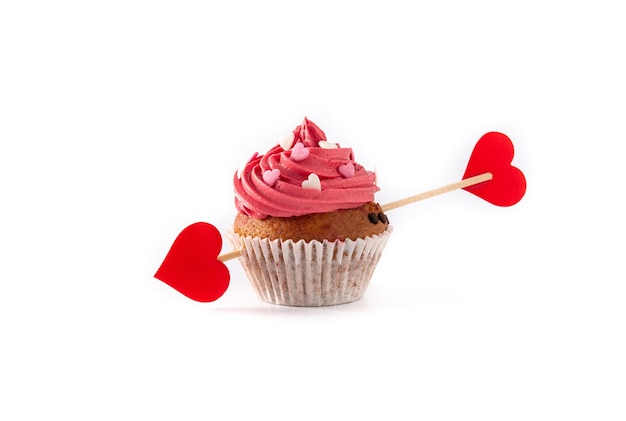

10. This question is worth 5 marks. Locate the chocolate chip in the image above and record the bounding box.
[378,212,388,224]
[368,212,379,224]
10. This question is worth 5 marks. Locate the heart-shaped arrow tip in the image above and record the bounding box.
[155,222,230,302]
[462,132,526,206]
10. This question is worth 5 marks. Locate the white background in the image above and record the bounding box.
[1,1,624,420]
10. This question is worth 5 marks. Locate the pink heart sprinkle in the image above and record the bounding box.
[338,162,355,178]
[263,169,280,186]
[290,142,309,162]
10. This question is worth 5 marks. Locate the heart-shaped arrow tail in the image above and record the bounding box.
[462,132,526,206]
[154,222,230,302]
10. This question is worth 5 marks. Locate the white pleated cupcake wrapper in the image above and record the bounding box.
[228,226,392,306]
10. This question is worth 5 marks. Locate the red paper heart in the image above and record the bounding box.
[154,222,230,302]
[462,132,526,206]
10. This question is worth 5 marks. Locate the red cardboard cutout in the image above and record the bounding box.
[463,132,526,206]
[155,222,230,302]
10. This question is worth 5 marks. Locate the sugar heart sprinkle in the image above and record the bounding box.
[301,173,321,190]
[263,169,280,186]
[279,132,295,150]
[338,162,355,178]
[290,142,309,162]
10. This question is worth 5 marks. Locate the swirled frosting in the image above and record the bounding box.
[234,117,379,219]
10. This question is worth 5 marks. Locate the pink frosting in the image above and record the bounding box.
[234,117,379,219]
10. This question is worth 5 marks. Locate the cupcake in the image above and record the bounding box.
[229,117,392,306]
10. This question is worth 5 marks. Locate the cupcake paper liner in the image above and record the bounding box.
[228,226,392,306]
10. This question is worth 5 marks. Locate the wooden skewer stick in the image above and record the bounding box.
[217,172,493,262]
[381,172,492,212]
[217,249,243,262]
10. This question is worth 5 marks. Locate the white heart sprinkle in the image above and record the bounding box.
[301,173,321,191]
[319,141,338,149]
[279,132,295,150]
